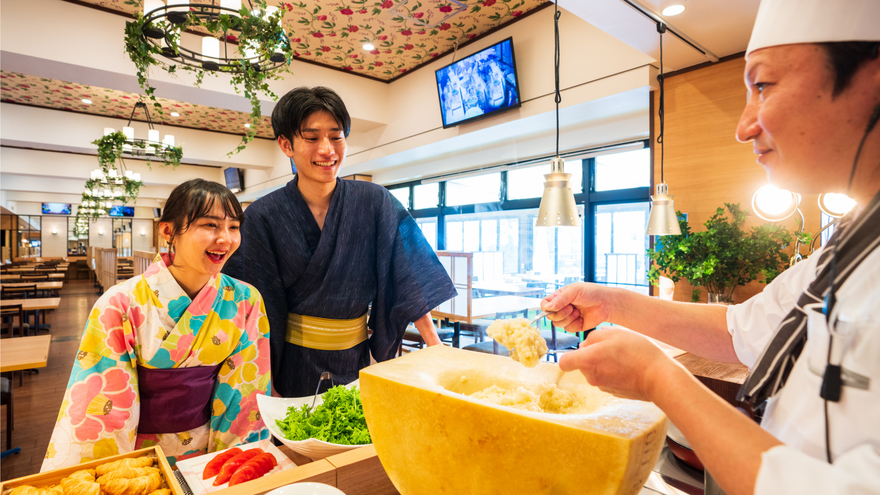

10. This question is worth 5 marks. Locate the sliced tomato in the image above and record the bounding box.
[252,453,275,473]
[228,464,259,487]
[202,448,242,480]
[213,448,263,486]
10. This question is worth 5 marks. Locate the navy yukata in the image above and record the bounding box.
[223,176,457,397]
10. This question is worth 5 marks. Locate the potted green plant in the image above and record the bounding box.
[646,203,808,303]
[123,0,290,155]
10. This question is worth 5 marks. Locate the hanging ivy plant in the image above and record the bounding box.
[93,131,182,171]
[124,0,291,155]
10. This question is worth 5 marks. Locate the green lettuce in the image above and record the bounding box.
[275,385,372,445]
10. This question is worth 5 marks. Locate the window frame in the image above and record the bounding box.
[384,140,652,284]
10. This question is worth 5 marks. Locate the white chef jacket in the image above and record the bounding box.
[727,242,880,493]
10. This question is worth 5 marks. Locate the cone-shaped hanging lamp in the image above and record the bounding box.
[536,1,579,228]
[646,23,681,236]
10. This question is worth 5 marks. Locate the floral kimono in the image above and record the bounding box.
[42,255,271,471]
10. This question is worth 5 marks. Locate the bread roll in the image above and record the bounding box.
[146,489,172,495]
[97,467,160,484]
[9,486,63,495]
[95,457,154,476]
[101,474,162,495]
[64,470,96,482]
[60,479,101,495]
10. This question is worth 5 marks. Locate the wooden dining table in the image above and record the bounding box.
[472,282,546,298]
[1,281,64,296]
[0,298,61,333]
[0,273,65,281]
[0,334,52,458]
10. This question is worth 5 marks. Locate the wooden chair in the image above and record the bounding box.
[0,304,30,338]
[1,375,12,450]
[1,284,38,300]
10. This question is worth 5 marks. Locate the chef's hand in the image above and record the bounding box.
[558,327,682,402]
[541,282,612,333]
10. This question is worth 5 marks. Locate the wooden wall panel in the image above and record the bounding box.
[652,57,821,303]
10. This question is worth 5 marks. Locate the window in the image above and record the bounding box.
[389,187,410,209]
[413,183,439,209]
[416,218,437,250]
[508,160,583,200]
[17,215,41,258]
[594,202,650,294]
[384,140,650,299]
[446,173,501,206]
[820,212,835,248]
[594,148,650,191]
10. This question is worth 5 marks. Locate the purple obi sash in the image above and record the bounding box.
[137,364,222,434]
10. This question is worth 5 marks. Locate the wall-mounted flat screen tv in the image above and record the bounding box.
[435,37,521,128]
[42,202,72,215]
[225,167,245,193]
[109,206,135,217]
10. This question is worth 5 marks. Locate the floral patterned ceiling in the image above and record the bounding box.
[0,70,274,138]
[69,0,549,81]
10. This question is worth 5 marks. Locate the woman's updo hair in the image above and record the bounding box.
[159,179,244,244]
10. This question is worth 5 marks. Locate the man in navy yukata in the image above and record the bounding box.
[224,86,457,398]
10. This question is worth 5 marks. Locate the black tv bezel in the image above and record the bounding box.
[42,202,72,215]
[434,36,522,129]
[224,167,244,193]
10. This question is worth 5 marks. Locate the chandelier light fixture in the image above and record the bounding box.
[126,0,291,154]
[104,99,176,158]
[536,1,579,228]
[140,0,289,73]
[645,23,682,236]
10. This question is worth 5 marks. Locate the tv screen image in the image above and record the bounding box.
[435,37,521,128]
[42,202,72,215]
[108,205,135,217]
[225,167,244,193]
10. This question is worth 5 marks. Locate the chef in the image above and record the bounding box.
[541,0,880,494]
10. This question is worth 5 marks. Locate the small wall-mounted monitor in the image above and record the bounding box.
[435,37,522,128]
[109,206,135,217]
[225,167,245,193]
[153,207,162,219]
[42,203,72,215]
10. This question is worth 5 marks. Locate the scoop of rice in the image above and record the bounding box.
[486,318,548,367]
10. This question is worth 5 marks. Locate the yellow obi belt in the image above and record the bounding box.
[285,312,368,351]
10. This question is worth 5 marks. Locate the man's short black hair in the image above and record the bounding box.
[820,41,880,97]
[271,86,352,141]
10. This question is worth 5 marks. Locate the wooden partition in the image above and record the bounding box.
[653,56,822,303]
[95,248,118,293]
[431,251,473,324]
[132,250,156,276]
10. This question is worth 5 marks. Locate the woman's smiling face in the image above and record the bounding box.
[161,200,241,282]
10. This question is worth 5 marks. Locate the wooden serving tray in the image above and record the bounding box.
[207,445,398,495]
[0,446,183,495]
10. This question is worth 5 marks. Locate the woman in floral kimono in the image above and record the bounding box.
[42,179,271,471]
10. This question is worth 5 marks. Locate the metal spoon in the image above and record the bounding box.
[530,311,550,326]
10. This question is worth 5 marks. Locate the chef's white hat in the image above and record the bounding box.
[747,0,880,56]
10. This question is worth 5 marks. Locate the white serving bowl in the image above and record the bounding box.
[265,482,346,495]
[256,380,371,461]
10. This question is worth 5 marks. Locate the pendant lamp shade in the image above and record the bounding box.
[535,2,578,228]
[645,23,681,236]
[536,157,580,227]
[645,182,681,235]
